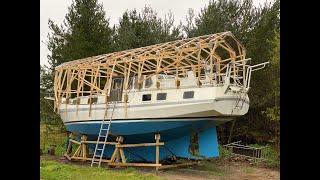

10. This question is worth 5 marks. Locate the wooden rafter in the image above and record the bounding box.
[54,31,247,106]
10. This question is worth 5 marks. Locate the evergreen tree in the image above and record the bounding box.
[47,0,115,69]
[42,0,115,124]
[184,0,280,145]
[114,6,182,51]
[184,0,261,44]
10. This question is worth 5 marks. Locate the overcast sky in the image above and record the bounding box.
[40,0,273,66]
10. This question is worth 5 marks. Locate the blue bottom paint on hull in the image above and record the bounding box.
[66,120,219,161]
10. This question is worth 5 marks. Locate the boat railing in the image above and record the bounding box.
[224,61,269,92]
[244,61,269,91]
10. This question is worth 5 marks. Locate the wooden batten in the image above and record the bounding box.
[176,79,180,88]
[156,81,160,89]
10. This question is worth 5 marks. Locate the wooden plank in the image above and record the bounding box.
[119,148,126,163]
[70,139,81,145]
[110,148,119,162]
[116,142,164,148]
[81,135,87,158]
[83,141,117,145]
[64,154,72,161]
[158,161,199,169]
[72,145,82,158]
[71,157,111,163]
[108,163,162,167]
[155,134,160,171]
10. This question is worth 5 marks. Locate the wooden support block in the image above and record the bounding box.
[116,136,124,143]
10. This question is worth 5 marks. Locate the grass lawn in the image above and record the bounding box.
[40,159,161,180]
[40,123,162,180]
[40,122,279,179]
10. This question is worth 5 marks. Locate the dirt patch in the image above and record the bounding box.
[159,161,279,180]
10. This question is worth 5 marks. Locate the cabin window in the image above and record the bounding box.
[88,97,98,104]
[112,78,123,90]
[145,78,153,88]
[157,93,167,100]
[183,91,194,99]
[142,94,152,101]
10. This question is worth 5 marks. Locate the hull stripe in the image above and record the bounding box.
[64,116,236,125]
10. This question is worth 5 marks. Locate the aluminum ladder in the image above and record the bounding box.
[91,102,117,167]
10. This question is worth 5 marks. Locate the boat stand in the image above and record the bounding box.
[64,133,165,171]
[64,133,199,171]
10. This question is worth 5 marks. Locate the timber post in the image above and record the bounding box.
[155,133,161,172]
[81,135,88,160]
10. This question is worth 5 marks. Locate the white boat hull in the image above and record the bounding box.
[59,86,249,125]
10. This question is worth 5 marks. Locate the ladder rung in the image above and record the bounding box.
[92,102,116,164]
[92,156,102,161]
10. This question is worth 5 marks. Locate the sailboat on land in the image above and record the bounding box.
[52,31,268,161]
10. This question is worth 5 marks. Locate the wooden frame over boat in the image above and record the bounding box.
[53,31,248,114]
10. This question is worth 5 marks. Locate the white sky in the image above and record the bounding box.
[40,0,272,66]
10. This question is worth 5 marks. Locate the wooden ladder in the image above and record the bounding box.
[91,102,117,167]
